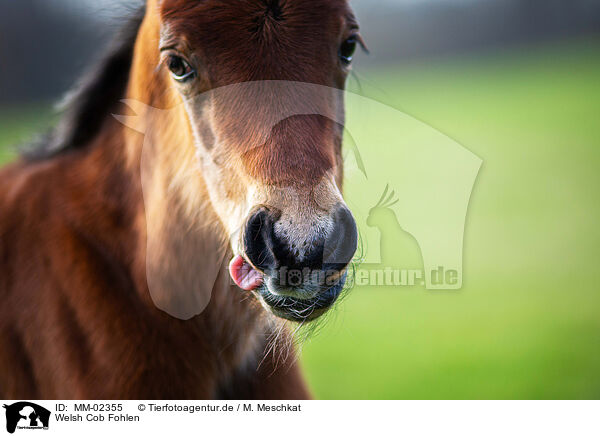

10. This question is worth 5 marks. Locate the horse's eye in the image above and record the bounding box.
[167,55,195,82]
[339,36,357,65]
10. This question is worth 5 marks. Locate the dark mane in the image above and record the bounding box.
[25,7,145,161]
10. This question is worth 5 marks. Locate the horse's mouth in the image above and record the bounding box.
[229,254,345,322]
[255,275,346,322]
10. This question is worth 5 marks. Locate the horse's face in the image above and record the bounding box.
[156,0,359,322]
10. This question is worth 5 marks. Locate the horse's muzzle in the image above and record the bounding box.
[230,204,357,322]
[256,272,347,322]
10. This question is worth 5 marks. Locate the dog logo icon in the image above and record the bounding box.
[3,402,50,434]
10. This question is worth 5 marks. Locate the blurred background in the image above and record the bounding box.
[1,0,599,398]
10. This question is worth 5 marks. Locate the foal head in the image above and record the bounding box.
[136,0,360,322]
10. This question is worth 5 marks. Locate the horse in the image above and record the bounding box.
[0,0,360,399]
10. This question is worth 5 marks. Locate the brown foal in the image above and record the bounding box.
[0,0,360,399]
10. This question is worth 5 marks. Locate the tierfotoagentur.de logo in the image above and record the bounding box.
[2,403,50,434]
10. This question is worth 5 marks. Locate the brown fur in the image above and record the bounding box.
[0,0,358,399]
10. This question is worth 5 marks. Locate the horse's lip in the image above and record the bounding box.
[255,274,347,322]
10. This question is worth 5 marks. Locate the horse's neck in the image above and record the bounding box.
[50,113,265,342]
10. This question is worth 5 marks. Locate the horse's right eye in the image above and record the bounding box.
[166,55,196,82]
[339,36,357,65]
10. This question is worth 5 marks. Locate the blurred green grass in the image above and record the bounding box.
[0,106,56,163]
[1,39,599,399]
[302,38,600,399]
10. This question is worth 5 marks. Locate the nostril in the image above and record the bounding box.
[244,208,277,272]
[323,205,358,272]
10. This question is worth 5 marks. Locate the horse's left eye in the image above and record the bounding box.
[167,55,195,82]
[339,36,357,65]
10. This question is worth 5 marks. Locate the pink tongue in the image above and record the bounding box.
[229,255,264,291]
